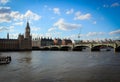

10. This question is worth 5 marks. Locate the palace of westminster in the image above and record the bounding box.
[0,22,72,51]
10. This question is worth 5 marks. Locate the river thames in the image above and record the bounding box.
[0,50,120,82]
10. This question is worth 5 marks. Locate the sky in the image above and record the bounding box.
[0,0,120,41]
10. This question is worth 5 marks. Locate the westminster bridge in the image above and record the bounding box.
[38,42,120,52]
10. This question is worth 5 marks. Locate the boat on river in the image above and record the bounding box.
[0,56,11,64]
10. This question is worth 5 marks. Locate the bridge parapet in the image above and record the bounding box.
[74,43,117,49]
[60,45,73,48]
[40,42,120,51]
[74,44,91,48]
[92,43,114,47]
[50,45,60,48]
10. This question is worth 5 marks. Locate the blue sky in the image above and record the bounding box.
[0,0,120,41]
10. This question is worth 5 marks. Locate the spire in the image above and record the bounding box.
[7,33,9,39]
[26,21,30,29]
[25,21,31,38]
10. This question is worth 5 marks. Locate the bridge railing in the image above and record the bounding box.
[40,42,119,49]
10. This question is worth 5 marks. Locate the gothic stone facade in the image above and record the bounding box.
[0,22,32,51]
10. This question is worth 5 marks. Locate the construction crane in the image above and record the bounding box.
[77,28,82,44]
[78,28,81,39]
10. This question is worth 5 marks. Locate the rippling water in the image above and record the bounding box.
[0,50,120,82]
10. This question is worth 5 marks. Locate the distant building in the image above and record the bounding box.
[62,39,72,45]
[0,22,32,51]
[74,40,83,44]
[32,38,41,48]
[53,38,62,45]
[40,37,53,46]
[32,37,54,48]
[32,38,73,47]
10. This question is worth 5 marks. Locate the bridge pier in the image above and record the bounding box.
[72,46,82,51]
[115,47,120,52]
[90,44,100,51]
[60,47,71,51]
[72,48,82,51]
[91,47,100,51]
[89,44,99,51]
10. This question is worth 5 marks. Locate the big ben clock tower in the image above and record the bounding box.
[25,21,31,38]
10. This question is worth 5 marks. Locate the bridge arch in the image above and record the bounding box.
[93,44,113,48]
[73,46,82,51]
[50,46,59,51]
[91,46,101,51]
[40,47,50,50]
[60,46,72,51]
[91,44,114,51]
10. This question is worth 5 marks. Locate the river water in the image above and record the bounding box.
[0,50,120,82]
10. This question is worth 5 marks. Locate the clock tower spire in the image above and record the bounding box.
[25,21,30,38]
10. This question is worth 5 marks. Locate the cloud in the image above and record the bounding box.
[66,9,74,14]
[0,26,8,32]
[9,33,18,39]
[11,10,41,21]
[10,11,24,21]
[32,33,43,38]
[45,32,53,37]
[74,11,91,20]
[0,7,11,13]
[0,0,9,4]
[48,27,57,32]
[13,22,23,26]
[53,8,60,15]
[93,21,97,24]
[109,29,120,35]
[68,34,83,39]
[86,32,105,37]
[0,25,15,32]
[31,27,41,31]
[45,32,62,38]
[111,2,120,7]
[25,10,41,20]
[9,26,15,32]
[54,18,82,31]
[103,4,109,8]
[32,32,62,39]
[103,2,120,8]
[0,7,11,22]
[0,8,41,23]
[0,13,11,22]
